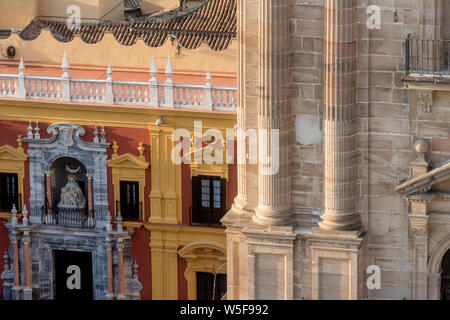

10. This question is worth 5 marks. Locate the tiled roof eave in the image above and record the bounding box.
[19,0,236,51]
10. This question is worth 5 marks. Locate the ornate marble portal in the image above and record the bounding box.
[1,123,142,300]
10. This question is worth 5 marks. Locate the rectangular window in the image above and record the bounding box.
[0,173,19,212]
[196,272,227,300]
[119,181,140,221]
[192,176,226,226]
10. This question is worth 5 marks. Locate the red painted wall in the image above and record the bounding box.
[0,120,237,300]
[178,248,188,300]
[131,226,151,300]
[0,120,31,212]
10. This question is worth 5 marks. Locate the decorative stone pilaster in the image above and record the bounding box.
[117,240,126,300]
[252,0,293,227]
[12,232,20,300]
[319,0,361,231]
[23,232,32,300]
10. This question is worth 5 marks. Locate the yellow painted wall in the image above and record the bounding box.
[0,31,237,76]
[38,0,99,19]
[0,0,38,30]
[99,0,124,21]
[141,0,180,15]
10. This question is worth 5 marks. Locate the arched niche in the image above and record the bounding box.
[49,156,88,208]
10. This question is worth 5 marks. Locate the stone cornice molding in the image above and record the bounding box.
[396,161,450,197]
[23,123,110,151]
[106,153,149,170]
[0,145,28,162]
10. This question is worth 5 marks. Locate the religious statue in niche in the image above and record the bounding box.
[57,165,86,209]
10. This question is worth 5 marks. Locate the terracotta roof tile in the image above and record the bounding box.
[19,0,236,51]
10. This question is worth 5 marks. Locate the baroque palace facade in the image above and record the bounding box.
[0,0,237,300]
[1,0,450,301]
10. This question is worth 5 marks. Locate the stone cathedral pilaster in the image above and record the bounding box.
[252,0,293,227]
[319,0,361,231]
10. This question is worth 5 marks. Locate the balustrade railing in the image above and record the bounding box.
[405,37,450,76]
[42,198,95,229]
[0,54,237,111]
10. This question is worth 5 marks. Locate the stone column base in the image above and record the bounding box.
[308,227,365,300]
[23,287,33,300]
[242,223,296,300]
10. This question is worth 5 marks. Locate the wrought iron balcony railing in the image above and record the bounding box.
[405,37,450,76]
[42,202,96,229]
[189,205,226,228]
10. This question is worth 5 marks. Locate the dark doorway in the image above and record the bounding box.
[441,250,450,300]
[196,272,226,300]
[54,250,93,300]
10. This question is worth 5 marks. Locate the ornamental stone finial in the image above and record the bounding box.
[22,204,29,226]
[100,126,106,143]
[106,210,112,232]
[150,57,157,79]
[206,70,211,86]
[93,126,99,143]
[138,143,145,159]
[414,138,429,159]
[116,211,123,233]
[11,204,18,225]
[27,121,33,139]
[165,57,173,77]
[132,259,139,280]
[19,57,25,74]
[34,122,40,139]
[106,64,112,80]
[112,140,119,158]
[17,135,23,152]
[61,52,70,76]
[411,138,430,178]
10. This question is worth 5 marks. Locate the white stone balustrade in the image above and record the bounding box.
[0,54,237,112]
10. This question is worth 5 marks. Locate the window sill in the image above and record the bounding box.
[122,221,144,230]
[0,212,22,222]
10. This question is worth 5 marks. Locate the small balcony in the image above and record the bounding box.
[42,201,96,229]
[189,205,227,228]
[405,37,450,79]
[115,200,143,222]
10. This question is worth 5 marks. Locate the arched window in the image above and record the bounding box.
[441,250,450,300]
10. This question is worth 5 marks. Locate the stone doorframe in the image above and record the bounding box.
[178,241,226,300]
[396,147,450,300]
[428,235,450,299]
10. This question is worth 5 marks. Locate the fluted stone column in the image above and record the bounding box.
[319,0,361,231]
[23,233,32,300]
[228,0,252,220]
[253,0,293,226]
